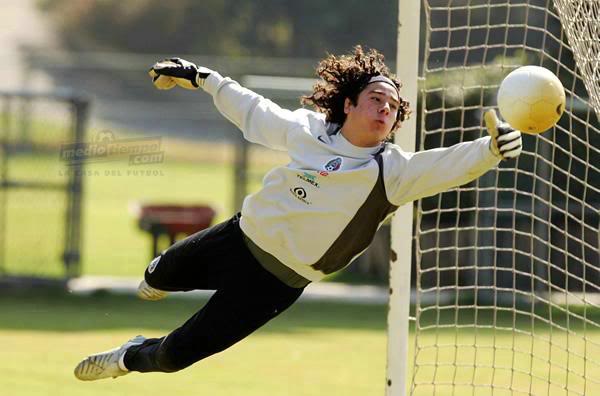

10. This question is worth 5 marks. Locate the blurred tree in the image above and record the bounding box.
[38,0,398,58]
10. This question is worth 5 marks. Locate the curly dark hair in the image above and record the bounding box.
[301,46,411,136]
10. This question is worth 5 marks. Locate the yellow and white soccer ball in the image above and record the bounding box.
[497,65,566,134]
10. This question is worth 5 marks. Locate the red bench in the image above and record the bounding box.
[131,204,216,258]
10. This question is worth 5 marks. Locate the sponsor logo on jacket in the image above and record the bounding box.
[290,186,311,205]
[296,172,320,188]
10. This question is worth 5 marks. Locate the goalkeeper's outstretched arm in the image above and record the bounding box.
[148,57,299,151]
[383,110,522,206]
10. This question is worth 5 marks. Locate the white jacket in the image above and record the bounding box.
[203,73,500,283]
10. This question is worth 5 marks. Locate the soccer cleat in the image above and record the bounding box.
[137,279,168,301]
[74,335,146,381]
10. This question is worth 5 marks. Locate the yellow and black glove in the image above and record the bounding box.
[148,57,213,90]
[485,109,523,160]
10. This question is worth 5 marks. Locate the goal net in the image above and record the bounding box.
[394,1,600,395]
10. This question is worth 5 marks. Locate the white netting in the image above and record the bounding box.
[554,0,600,119]
[411,0,600,394]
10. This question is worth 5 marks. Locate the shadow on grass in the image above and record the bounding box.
[0,289,387,333]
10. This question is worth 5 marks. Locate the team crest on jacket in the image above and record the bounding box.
[324,157,342,172]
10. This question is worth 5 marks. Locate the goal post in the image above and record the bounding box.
[387,1,421,395]
[389,1,599,395]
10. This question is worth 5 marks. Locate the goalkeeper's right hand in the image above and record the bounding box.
[485,109,522,160]
[148,58,213,90]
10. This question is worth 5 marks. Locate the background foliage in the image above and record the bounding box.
[38,0,398,57]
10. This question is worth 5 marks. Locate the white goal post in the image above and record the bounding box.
[388,1,599,395]
[387,1,421,395]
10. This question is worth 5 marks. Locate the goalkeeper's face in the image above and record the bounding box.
[343,82,401,147]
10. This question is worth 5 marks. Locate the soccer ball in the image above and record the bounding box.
[497,66,566,134]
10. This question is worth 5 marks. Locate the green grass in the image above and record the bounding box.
[1,291,598,395]
[3,127,280,278]
[4,115,599,395]
[0,290,388,396]
[5,152,231,277]
[82,158,238,277]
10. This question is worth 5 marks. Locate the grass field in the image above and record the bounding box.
[1,290,598,396]
[4,124,285,278]
[1,290,389,396]
[411,305,600,395]
[4,116,599,395]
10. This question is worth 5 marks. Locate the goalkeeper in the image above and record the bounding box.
[75,46,522,381]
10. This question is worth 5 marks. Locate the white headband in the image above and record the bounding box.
[366,75,398,92]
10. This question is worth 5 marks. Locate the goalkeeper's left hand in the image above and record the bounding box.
[485,109,522,160]
[148,57,213,90]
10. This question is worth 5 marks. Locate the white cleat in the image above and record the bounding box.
[74,335,146,381]
[137,280,168,301]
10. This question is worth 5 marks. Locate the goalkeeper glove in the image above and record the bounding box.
[485,109,522,160]
[148,58,212,90]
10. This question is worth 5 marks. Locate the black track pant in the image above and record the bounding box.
[123,214,306,373]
